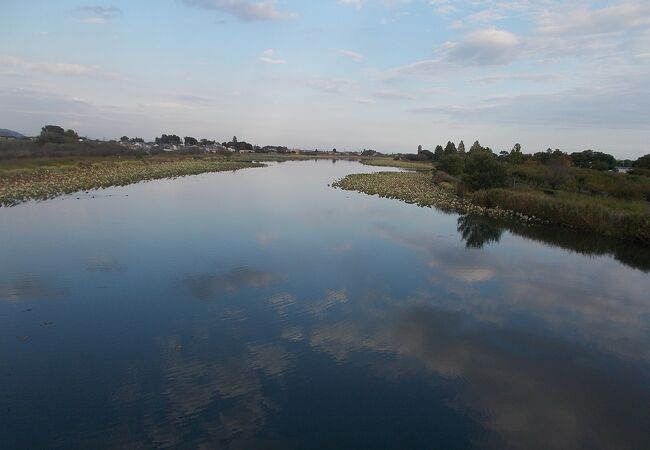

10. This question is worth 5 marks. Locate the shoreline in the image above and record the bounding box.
[333,170,650,243]
[0,158,264,207]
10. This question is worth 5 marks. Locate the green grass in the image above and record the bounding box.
[0,158,263,207]
[334,169,650,243]
[333,171,533,221]
[472,188,650,242]
[509,163,650,200]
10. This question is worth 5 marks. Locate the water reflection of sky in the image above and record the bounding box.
[1,160,649,449]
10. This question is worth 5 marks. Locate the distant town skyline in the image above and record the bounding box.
[1,0,649,158]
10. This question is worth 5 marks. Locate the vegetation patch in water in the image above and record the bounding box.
[332,171,536,222]
[359,158,434,171]
[0,158,263,206]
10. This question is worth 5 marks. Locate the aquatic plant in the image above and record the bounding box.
[332,171,538,223]
[0,159,263,207]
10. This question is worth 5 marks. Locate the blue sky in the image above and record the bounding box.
[1,0,649,157]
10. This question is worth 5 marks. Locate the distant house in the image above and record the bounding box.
[238,149,255,154]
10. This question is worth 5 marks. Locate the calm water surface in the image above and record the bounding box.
[1,160,650,449]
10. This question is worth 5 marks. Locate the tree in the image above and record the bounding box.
[43,125,65,135]
[458,140,466,154]
[444,141,457,155]
[155,134,181,145]
[64,129,79,140]
[469,140,484,153]
[570,149,616,171]
[462,149,507,190]
[419,149,434,160]
[508,142,525,165]
[38,125,66,144]
[434,145,444,161]
[232,136,238,145]
[120,136,129,142]
[635,154,650,169]
[332,148,337,153]
[438,153,465,176]
[417,145,423,153]
[184,136,198,146]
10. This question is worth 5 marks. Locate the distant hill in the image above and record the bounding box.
[0,128,26,138]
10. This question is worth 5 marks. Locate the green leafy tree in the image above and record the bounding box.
[508,142,525,164]
[634,154,650,169]
[570,149,616,171]
[458,140,466,154]
[184,136,198,146]
[462,149,507,190]
[38,125,66,144]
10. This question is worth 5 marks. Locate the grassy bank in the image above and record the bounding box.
[359,157,434,171]
[333,171,537,222]
[333,171,650,242]
[509,164,650,201]
[472,188,650,242]
[0,158,263,207]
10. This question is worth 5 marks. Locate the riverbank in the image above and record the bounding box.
[359,158,434,171]
[333,170,650,243]
[333,171,540,222]
[0,158,263,206]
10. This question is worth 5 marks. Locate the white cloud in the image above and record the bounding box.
[447,28,521,65]
[338,0,363,10]
[0,56,125,80]
[338,49,364,62]
[257,49,287,64]
[76,5,122,24]
[305,77,355,94]
[468,9,506,23]
[537,2,650,36]
[182,0,296,21]
[373,89,416,101]
[382,58,448,81]
[411,80,650,130]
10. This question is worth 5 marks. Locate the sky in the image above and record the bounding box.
[1,0,649,158]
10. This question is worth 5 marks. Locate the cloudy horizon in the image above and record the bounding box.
[2,0,649,158]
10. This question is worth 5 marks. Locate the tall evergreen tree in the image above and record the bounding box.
[434,145,444,161]
[469,140,484,153]
[444,141,457,155]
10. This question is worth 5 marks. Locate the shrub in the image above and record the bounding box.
[433,170,459,184]
[438,153,465,176]
[462,150,507,190]
[634,154,650,170]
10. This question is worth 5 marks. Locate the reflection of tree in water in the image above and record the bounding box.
[457,215,503,249]
[456,214,650,272]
